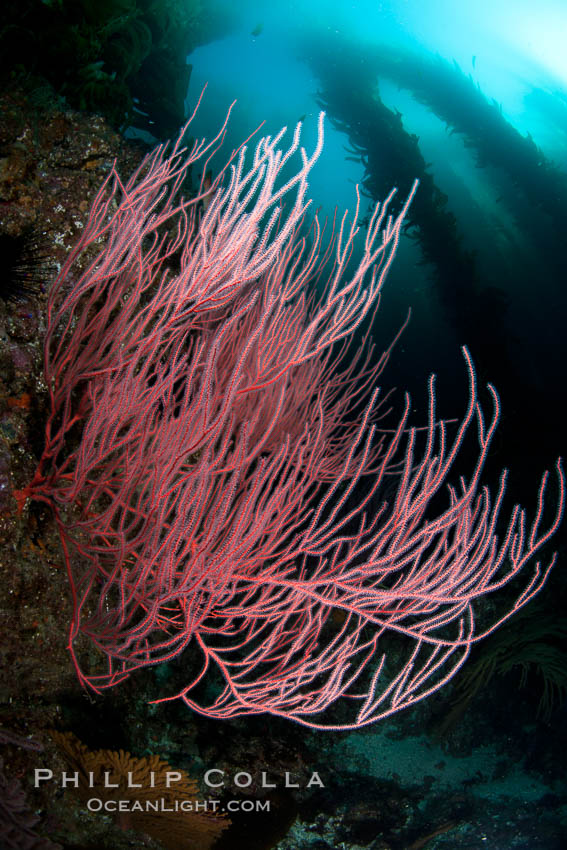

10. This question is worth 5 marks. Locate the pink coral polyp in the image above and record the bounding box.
[20,96,563,729]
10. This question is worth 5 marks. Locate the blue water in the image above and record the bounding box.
[185,0,567,507]
[188,0,567,208]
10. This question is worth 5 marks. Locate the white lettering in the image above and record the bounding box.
[34,769,53,787]
[234,771,252,788]
[62,771,79,788]
[307,772,324,788]
[261,771,276,788]
[166,771,182,787]
[103,771,119,788]
[127,771,142,788]
[204,769,224,788]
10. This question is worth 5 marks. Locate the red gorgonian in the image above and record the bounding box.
[18,97,563,729]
